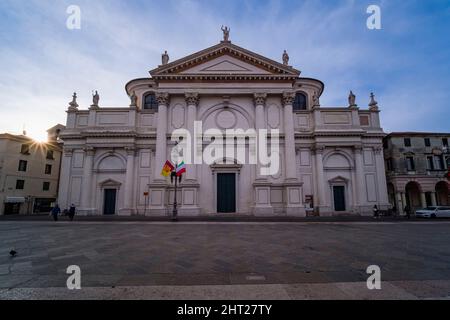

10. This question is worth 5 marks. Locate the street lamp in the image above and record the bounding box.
[170,169,182,221]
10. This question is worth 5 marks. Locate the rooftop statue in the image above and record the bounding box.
[130,91,137,107]
[162,50,169,65]
[348,90,356,107]
[282,50,289,66]
[221,25,230,42]
[92,90,99,107]
[68,92,78,110]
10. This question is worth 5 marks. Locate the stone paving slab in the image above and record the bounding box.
[1,220,450,300]
[0,281,449,300]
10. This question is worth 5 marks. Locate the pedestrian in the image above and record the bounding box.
[68,204,76,221]
[404,204,411,219]
[373,205,379,219]
[51,204,61,222]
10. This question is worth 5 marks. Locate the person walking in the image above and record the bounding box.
[51,204,61,222]
[68,204,76,221]
[404,204,411,219]
[373,205,379,219]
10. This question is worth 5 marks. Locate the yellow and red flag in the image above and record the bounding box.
[161,160,175,177]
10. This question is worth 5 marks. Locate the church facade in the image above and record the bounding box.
[58,34,389,216]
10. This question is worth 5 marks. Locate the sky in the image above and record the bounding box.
[0,0,449,141]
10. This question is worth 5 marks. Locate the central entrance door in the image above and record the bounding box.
[103,189,117,215]
[217,173,236,213]
[333,186,346,212]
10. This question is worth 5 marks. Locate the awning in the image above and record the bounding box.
[5,197,26,203]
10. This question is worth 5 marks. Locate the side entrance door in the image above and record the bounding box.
[333,186,346,212]
[217,173,236,213]
[103,189,117,215]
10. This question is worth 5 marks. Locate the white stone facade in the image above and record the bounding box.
[58,40,389,216]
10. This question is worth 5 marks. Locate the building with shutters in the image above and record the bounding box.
[0,125,64,215]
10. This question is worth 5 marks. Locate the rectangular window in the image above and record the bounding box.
[443,138,449,147]
[43,182,50,191]
[45,164,52,175]
[20,144,30,154]
[434,155,444,170]
[18,160,27,172]
[404,138,411,147]
[46,150,54,160]
[427,156,434,170]
[424,138,431,147]
[16,180,25,190]
[406,156,415,171]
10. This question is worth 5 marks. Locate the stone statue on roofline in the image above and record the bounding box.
[162,50,169,65]
[129,91,137,107]
[221,25,230,42]
[68,92,78,110]
[282,50,289,66]
[368,92,379,110]
[348,90,357,107]
[90,90,100,109]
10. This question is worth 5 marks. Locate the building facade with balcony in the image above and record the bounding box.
[0,125,64,215]
[383,132,450,214]
[58,34,389,217]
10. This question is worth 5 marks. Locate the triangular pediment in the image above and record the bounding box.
[180,55,272,75]
[150,41,300,79]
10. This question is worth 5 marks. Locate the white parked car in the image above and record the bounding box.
[415,206,450,218]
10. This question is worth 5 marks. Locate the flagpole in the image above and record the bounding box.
[172,167,178,221]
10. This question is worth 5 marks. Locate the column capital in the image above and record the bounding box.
[84,146,95,156]
[373,146,383,154]
[125,147,136,156]
[253,93,267,106]
[354,145,363,154]
[185,92,199,106]
[155,92,170,105]
[63,147,74,156]
[313,145,325,155]
[282,91,295,106]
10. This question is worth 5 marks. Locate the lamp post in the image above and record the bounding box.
[170,168,181,221]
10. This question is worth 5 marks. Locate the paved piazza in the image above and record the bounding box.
[1,220,450,299]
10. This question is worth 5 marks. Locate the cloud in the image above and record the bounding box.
[0,0,449,139]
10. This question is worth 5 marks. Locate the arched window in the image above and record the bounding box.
[143,93,158,110]
[293,92,307,111]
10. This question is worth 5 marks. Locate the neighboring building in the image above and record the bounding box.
[58,33,389,216]
[0,126,64,215]
[383,132,450,214]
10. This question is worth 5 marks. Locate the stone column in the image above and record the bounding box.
[185,92,199,181]
[314,146,326,208]
[80,147,94,213]
[254,93,267,180]
[401,192,407,211]
[430,192,437,206]
[374,146,389,207]
[396,192,404,214]
[420,192,427,209]
[57,147,73,209]
[354,146,365,210]
[122,147,136,215]
[282,91,297,180]
[153,92,169,182]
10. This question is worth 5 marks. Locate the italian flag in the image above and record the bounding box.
[175,161,186,176]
